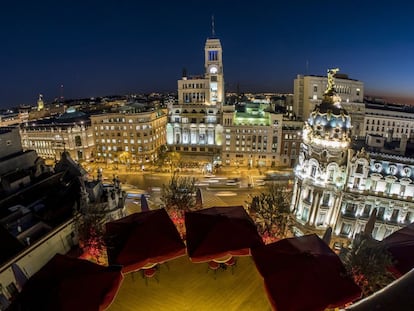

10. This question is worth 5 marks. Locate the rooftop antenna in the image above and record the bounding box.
[306,60,309,75]
[211,14,215,37]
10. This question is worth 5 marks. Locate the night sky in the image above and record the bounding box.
[1,1,414,108]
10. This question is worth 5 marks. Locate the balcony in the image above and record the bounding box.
[359,214,370,220]
[342,213,357,220]
[302,198,312,205]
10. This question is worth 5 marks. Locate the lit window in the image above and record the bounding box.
[340,223,351,235]
[311,165,317,177]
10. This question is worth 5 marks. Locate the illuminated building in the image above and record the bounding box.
[20,107,94,162]
[221,101,283,167]
[293,73,364,134]
[280,120,303,167]
[90,103,167,167]
[166,33,224,158]
[0,112,20,127]
[362,102,414,140]
[291,69,414,247]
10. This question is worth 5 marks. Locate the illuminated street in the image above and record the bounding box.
[88,164,278,213]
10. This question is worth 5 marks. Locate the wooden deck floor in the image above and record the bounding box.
[108,256,272,311]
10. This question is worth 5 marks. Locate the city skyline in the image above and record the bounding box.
[1,1,414,108]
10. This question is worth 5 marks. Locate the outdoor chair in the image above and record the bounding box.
[142,266,159,285]
[224,257,237,274]
[207,261,220,279]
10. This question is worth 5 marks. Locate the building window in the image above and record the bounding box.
[304,189,312,203]
[356,164,363,174]
[405,212,412,223]
[400,185,406,196]
[362,204,371,217]
[322,193,330,206]
[327,169,334,182]
[391,209,399,222]
[74,136,82,147]
[378,207,385,220]
[353,177,360,189]
[311,165,317,177]
[385,182,392,194]
[208,50,218,61]
[301,207,309,222]
[340,223,352,235]
[371,180,377,191]
[345,203,358,215]
[316,213,326,226]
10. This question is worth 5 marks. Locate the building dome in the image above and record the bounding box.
[56,107,88,123]
[303,68,352,147]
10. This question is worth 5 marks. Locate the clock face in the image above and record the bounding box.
[209,66,218,74]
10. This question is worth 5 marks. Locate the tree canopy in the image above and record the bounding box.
[161,171,197,212]
[249,182,293,241]
[339,233,396,298]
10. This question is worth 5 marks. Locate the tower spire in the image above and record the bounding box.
[211,15,215,38]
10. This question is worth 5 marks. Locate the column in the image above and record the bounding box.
[308,190,321,226]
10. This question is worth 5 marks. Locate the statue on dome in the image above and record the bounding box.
[325,68,340,94]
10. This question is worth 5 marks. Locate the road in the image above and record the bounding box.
[83,162,292,214]
[92,166,273,213]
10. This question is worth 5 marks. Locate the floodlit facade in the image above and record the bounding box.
[90,104,167,167]
[291,69,414,247]
[293,73,364,124]
[166,36,224,157]
[280,120,303,167]
[362,103,414,140]
[221,103,283,168]
[20,107,94,162]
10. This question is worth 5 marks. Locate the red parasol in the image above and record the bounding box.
[381,222,414,277]
[185,206,263,263]
[105,208,186,273]
[8,254,123,311]
[252,234,361,311]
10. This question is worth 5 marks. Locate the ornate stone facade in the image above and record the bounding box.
[291,69,414,247]
[167,36,224,157]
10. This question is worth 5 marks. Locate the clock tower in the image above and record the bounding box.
[167,22,224,161]
[204,37,224,107]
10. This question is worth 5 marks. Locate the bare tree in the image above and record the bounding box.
[249,183,293,239]
[161,171,197,212]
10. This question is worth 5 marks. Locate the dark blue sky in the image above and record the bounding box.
[1,1,414,108]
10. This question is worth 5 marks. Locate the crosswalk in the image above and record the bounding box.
[200,188,262,209]
[200,189,232,207]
